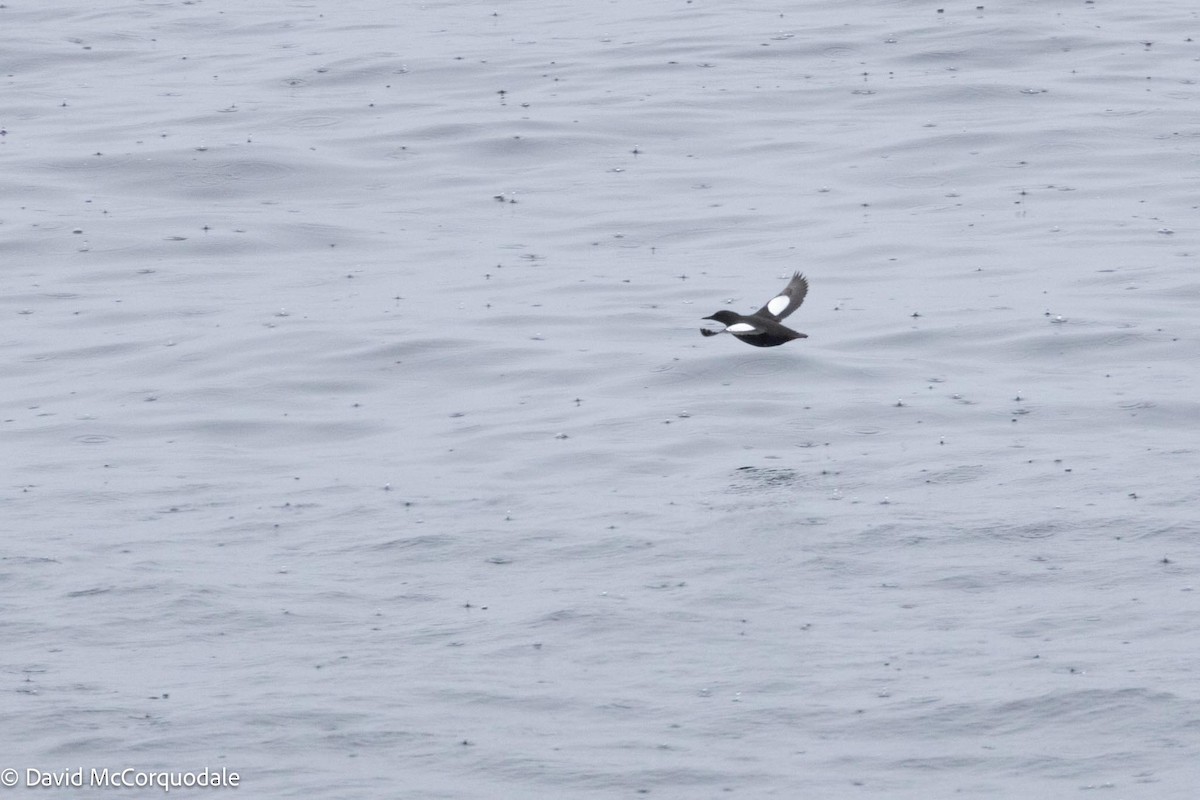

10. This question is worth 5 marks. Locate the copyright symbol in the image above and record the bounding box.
[0,768,17,787]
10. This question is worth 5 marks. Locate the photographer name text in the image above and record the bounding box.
[2,767,239,792]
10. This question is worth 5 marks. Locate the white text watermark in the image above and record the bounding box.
[2,768,239,792]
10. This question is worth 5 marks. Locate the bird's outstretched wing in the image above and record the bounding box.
[700,321,766,337]
[755,272,808,321]
[725,321,766,335]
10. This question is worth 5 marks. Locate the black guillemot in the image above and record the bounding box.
[700,272,809,347]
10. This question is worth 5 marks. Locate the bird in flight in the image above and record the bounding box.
[700,272,809,347]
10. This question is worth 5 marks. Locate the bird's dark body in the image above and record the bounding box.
[700,272,810,348]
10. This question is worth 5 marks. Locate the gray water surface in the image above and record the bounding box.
[4,1,1200,797]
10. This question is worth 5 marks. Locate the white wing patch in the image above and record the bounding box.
[766,294,789,317]
[727,322,757,333]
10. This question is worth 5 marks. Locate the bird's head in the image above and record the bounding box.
[702,310,739,325]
